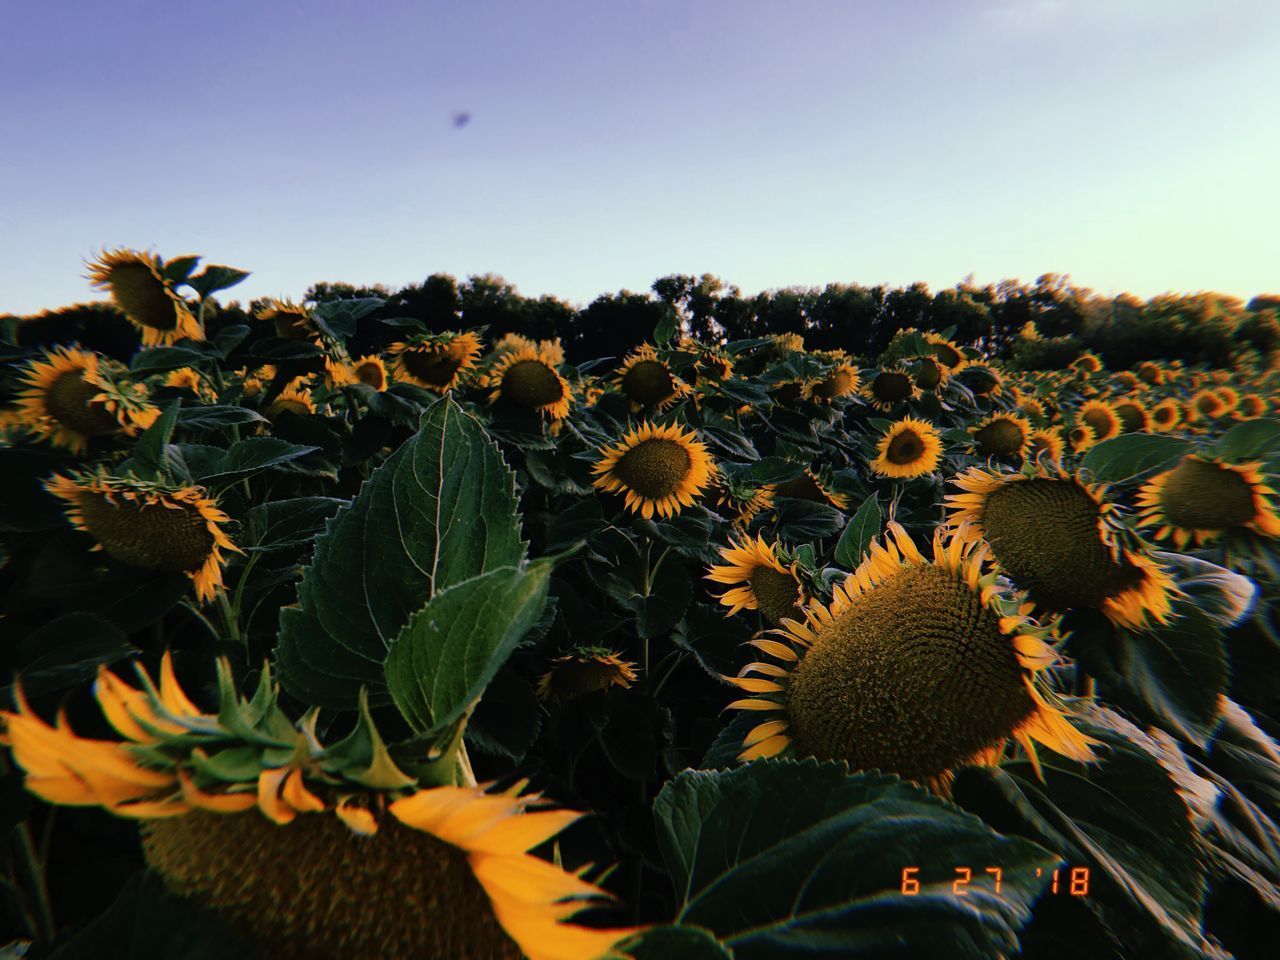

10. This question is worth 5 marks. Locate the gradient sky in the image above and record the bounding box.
[3,0,1278,315]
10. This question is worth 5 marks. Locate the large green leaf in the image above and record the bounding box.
[1212,417,1280,462]
[1079,434,1192,483]
[276,397,522,707]
[385,560,551,736]
[654,759,1057,959]
[834,492,881,568]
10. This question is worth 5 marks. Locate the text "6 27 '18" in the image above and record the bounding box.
[901,866,1090,896]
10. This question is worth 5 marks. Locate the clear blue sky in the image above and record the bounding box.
[3,0,1277,315]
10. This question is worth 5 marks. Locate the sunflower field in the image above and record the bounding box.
[2,251,1280,959]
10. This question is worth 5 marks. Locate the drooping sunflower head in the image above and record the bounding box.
[46,469,239,603]
[537,649,639,704]
[1027,428,1066,466]
[802,362,861,403]
[615,343,691,412]
[945,465,1177,629]
[871,416,943,479]
[391,332,484,393]
[677,337,735,384]
[1076,399,1122,443]
[1112,396,1150,433]
[724,523,1097,785]
[164,367,203,394]
[15,345,157,453]
[592,421,716,519]
[958,363,1004,398]
[773,469,849,510]
[969,413,1032,461]
[1136,455,1280,549]
[255,298,314,341]
[911,355,950,391]
[1149,398,1182,432]
[264,381,316,418]
[923,332,966,369]
[862,368,920,411]
[86,249,202,345]
[483,341,573,422]
[2,657,637,960]
[706,535,804,626]
[709,478,775,529]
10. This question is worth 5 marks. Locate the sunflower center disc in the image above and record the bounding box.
[748,566,801,626]
[886,430,925,465]
[403,348,464,387]
[107,263,179,332]
[613,438,692,498]
[621,360,678,406]
[355,362,386,390]
[914,359,943,390]
[1159,458,1257,530]
[973,419,1025,457]
[979,477,1128,610]
[930,342,962,367]
[501,359,564,409]
[78,492,216,573]
[1114,403,1146,432]
[872,372,913,403]
[786,565,1034,781]
[142,811,522,960]
[44,372,121,437]
[1082,408,1115,438]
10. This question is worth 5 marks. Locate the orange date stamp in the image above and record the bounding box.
[900,866,1090,896]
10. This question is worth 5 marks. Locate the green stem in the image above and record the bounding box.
[13,823,54,942]
[215,587,242,645]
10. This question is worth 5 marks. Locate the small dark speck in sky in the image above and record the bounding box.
[452,112,471,128]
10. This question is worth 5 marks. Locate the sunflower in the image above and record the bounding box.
[923,332,966,369]
[1136,456,1280,548]
[1189,388,1228,423]
[706,536,804,626]
[709,480,775,528]
[1067,423,1097,453]
[767,332,805,357]
[969,413,1032,461]
[1136,361,1165,386]
[2,658,636,960]
[239,365,278,398]
[1234,393,1267,420]
[615,344,691,412]
[1110,396,1150,434]
[1076,399,1122,443]
[592,421,715,520]
[1018,395,1047,423]
[483,341,573,424]
[862,369,920,411]
[676,337,735,384]
[1027,428,1065,466]
[871,417,943,479]
[46,470,239,603]
[390,332,484,393]
[164,367,217,403]
[911,356,950,392]
[773,470,850,510]
[325,355,389,392]
[537,650,639,703]
[1214,386,1241,414]
[15,345,158,453]
[723,523,1096,785]
[86,249,202,345]
[958,363,1004,398]
[802,362,861,403]
[1070,352,1103,375]
[1149,398,1182,432]
[945,465,1177,629]
[265,382,316,418]
[1112,372,1143,393]
[255,299,314,341]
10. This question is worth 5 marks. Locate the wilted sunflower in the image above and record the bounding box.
[773,469,849,510]
[87,249,202,345]
[862,368,920,411]
[390,332,484,393]
[16,345,158,453]
[1149,398,1182,432]
[1076,399,1121,443]
[706,536,803,626]
[592,421,715,519]
[256,299,314,341]
[483,341,574,425]
[946,465,1176,629]
[723,523,1096,785]
[1136,455,1280,548]
[871,417,943,479]
[2,657,636,960]
[537,650,639,703]
[802,362,861,403]
[615,344,691,412]
[1027,428,1065,465]
[1112,396,1150,433]
[46,470,238,602]
[969,413,1032,461]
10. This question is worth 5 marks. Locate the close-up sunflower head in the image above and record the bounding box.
[483,339,573,423]
[705,535,804,626]
[537,649,639,704]
[592,420,716,519]
[1136,455,1280,549]
[945,464,1177,630]
[968,412,1032,461]
[861,367,920,411]
[2,656,637,960]
[87,249,203,346]
[255,298,315,341]
[15,345,159,453]
[390,331,484,394]
[724,522,1097,786]
[871,416,943,479]
[614,343,691,412]
[45,469,239,603]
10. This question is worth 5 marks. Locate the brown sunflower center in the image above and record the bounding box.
[1158,458,1258,531]
[786,565,1034,781]
[501,359,565,408]
[914,359,943,390]
[621,360,678,406]
[613,438,693,498]
[402,346,465,387]
[929,341,963,367]
[1153,405,1176,425]
[77,492,216,573]
[979,477,1139,611]
[44,372,121,437]
[748,565,802,626]
[355,362,386,390]
[886,429,926,465]
[143,810,522,960]
[1081,407,1116,438]
[871,372,913,403]
[1114,403,1146,433]
[972,419,1026,457]
[811,368,857,400]
[105,263,180,332]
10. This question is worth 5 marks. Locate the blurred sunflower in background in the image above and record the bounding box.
[1076,398,1122,443]
[1136,455,1280,548]
[968,412,1032,461]
[255,298,314,341]
[862,368,919,411]
[390,332,483,393]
